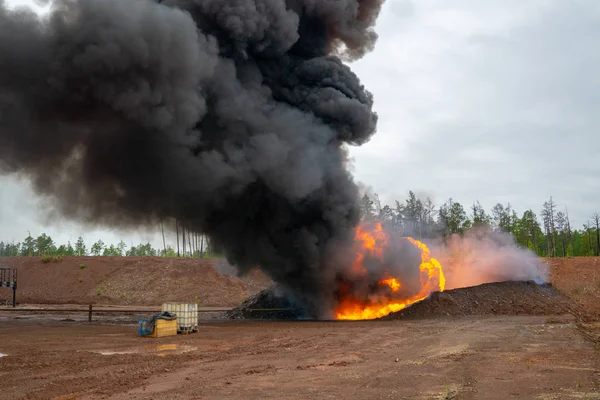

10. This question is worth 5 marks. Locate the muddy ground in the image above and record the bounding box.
[0,315,599,400]
[1,257,600,399]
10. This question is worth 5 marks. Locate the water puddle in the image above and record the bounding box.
[93,344,197,357]
[0,353,7,358]
[97,350,136,356]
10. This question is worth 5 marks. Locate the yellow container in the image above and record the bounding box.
[149,318,177,338]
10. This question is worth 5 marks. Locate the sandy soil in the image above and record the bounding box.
[0,315,598,400]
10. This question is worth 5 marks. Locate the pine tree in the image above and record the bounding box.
[75,236,87,256]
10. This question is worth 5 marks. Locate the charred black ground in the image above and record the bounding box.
[0,0,384,317]
[227,285,311,320]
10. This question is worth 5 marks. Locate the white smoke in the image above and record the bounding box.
[428,227,550,289]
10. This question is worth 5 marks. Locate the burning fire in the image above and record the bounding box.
[335,223,446,320]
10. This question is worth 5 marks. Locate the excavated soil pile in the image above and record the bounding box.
[226,287,309,320]
[230,281,576,321]
[381,281,575,320]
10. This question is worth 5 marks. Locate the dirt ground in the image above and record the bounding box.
[547,257,600,319]
[0,315,598,400]
[0,256,271,307]
[1,256,600,399]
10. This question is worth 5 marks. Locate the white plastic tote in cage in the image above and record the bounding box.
[161,302,198,333]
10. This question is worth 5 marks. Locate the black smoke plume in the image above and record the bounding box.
[0,0,383,317]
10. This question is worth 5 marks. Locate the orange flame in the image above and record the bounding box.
[335,223,446,320]
[380,277,401,292]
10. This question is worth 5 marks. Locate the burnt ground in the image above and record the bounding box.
[226,286,308,320]
[0,316,599,400]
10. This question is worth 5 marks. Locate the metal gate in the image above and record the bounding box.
[0,268,17,307]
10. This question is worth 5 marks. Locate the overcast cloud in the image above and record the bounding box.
[1,0,599,248]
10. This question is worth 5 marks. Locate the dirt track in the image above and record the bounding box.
[0,315,599,400]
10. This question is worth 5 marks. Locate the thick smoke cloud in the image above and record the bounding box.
[0,0,383,316]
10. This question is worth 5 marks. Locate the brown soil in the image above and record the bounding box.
[0,315,598,400]
[1,257,600,399]
[383,281,574,320]
[547,257,600,319]
[0,256,271,307]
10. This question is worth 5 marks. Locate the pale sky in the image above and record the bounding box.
[1,0,599,248]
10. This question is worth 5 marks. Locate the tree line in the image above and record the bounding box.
[0,227,220,258]
[0,191,598,258]
[360,191,599,257]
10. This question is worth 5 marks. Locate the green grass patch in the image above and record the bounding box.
[96,284,106,296]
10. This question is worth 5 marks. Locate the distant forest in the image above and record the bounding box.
[0,191,598,258]
[357,192,599,257]
[0,223,217,259]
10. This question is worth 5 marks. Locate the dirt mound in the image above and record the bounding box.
[226,287,308,320]
[0,256,271,307]
[381,281,575,320]
[229,281,576,321]
[546,257,600,320]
